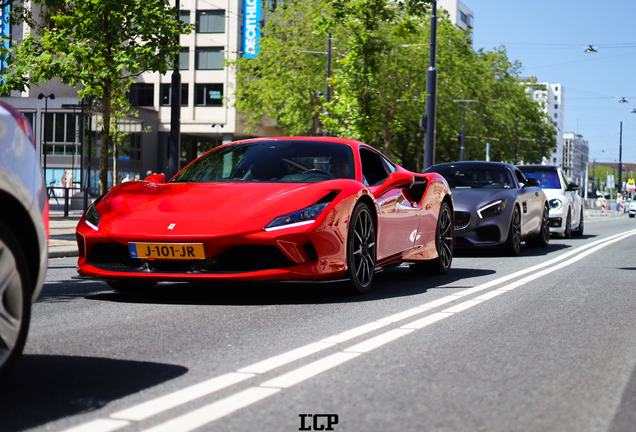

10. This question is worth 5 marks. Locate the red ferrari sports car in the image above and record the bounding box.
[76,137,453,294]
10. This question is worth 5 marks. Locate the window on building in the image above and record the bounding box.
[160,83,189,106]
[42,112,81,156]
[554,104,558,109]
[554,96,558,100]
[127,83,155,106]
[554,113,558,118]
[555,87,559,92]
[196,10,225,33]
[22,112,35,130]
[180,48,189,70]
[168,48,190,70]
[195,47,224,70]
[195,83,223,106]
[179,10,190,25]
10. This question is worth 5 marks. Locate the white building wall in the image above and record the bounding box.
[528,81,564,166]
[438,0,474,31]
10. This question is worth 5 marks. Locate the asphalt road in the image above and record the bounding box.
[2,215,636,432]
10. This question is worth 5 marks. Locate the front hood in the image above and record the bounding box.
[539,188,565,200]
[451,188,512,210]
[103,181,346,234]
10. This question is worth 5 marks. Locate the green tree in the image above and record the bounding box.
[0,0,190,194]
[231,0,556,170]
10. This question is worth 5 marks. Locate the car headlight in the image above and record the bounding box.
[477,199,507,219]
[83,192,108,231]
[84,204,101,231]
[264,191,339,231]
[549,198,562,210]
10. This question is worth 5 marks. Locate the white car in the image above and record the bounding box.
[518,165,583,238]
[629,198,636,218]
[0,101,48,381]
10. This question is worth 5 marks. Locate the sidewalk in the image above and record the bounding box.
[49,203,83,259]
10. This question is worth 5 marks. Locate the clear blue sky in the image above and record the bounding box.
[467,0,636,163]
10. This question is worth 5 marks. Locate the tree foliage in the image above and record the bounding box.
[0,0,190,194]
[230,1,556,172]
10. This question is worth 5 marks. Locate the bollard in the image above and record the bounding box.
[601,198,607,216]
[64,187,69,217]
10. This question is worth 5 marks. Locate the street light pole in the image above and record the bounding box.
[618,121,623,194]
[38,93,55,185]
[211,123,224,147]
[169,0,181,179]
[423,1,437,170]
[453,99,478,162]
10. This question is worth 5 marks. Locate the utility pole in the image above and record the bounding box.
[423,1,437,170]
[325,32,331,137]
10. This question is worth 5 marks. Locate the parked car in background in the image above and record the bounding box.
[76,137,454,295]
[0,101,48,382]
[425,161,549,255]
[628,198,636,218]
[518,165,583,238]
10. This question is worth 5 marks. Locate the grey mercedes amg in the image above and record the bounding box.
[425,161,550,255]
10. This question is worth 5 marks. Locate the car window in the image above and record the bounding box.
[426,165,514,189]
[519,169,560,189]
[360,148,391,186]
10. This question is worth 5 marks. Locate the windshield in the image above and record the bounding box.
[172,140,355,183]
[519,169,560,189]
[427,165,515,189]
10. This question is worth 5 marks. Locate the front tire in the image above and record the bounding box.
[573,208,584,236]
[563,209,572,239]
[410,202,453,275]
[346,202,376,294]
[0,221,32,383]
[527,205,550,247]
[506,205,522,256]
[106,280,157,292]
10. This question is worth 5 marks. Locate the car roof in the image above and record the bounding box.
[518,165,559,171]
[426,161,516,171]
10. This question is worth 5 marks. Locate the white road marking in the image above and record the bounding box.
[110,372,254,421]
[60,228,636,432]
[238,342,336,374]
[344,329,415,353]
[260,352,361,388]
[142,387,281,432]
[320,321,391,343]
[62,419,130,432]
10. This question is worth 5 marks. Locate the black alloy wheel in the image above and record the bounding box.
[0,221,31,383]
[106,280,157,292]
[573,208,584,236]
[527,205,550,247]
[563,209,572,239]
[346,202,376,294]
[411,202,454,275]
[506,205,522,256]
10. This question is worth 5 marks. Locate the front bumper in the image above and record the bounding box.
[76,216,349,283]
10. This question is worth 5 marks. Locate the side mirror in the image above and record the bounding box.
[566,182,579,191]
[145,173,166,184]
[524,177,540,187]
[373,172,415,198]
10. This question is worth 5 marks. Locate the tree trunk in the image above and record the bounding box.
[99,80,112,195]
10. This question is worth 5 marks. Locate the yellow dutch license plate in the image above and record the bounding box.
[128,242,206,260]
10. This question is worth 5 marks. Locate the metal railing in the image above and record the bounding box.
[47,186,100,217]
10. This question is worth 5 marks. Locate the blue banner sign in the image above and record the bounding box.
[0,3,10,71]
[242,0,261,59]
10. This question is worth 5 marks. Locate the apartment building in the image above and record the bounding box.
[562,132,589,183]
[526,81,565,166]
[438,0,474,31]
